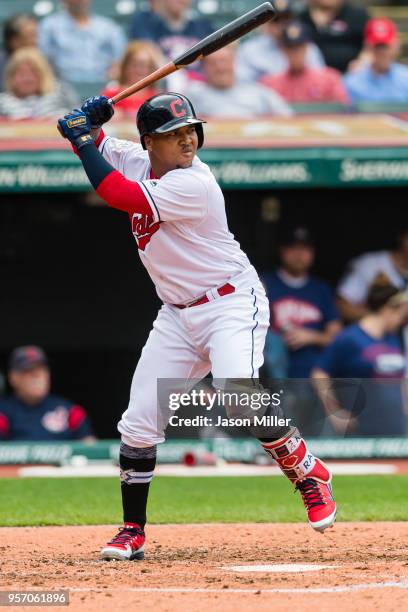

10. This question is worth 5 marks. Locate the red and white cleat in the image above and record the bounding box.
[101,523,145,561]
[262,432,337,533]
[295,460,337,533]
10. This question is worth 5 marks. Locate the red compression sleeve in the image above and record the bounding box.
[96,170,152,216]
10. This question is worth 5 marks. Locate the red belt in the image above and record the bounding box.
[173,283,235,309]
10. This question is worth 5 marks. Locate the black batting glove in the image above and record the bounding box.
[57,109,93,149]
[81,96,115,129]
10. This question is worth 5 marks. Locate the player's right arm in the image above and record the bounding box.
[58,109,207,222]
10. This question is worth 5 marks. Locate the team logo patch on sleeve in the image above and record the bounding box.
[131,213,161,251]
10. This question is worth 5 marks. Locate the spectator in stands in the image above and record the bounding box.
[237,0,325,83]
[0,48,79,119]
[39,0,126,84]
[337,227,408,322]
[299,0,369,73]
[312,283,408,436]
[262,227,341,435]
[343,18,408,104]
[263,227,341,379]
[187,45,292,118]
[130,0,213,62]
[0,13,38,91]
[101,41,165,116]
[0,346,95,441]
[261,21,349,105]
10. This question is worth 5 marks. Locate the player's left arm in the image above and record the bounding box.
[58,110,153,216]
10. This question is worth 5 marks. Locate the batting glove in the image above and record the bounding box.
[57,109,93,149]
[81,96,114,128]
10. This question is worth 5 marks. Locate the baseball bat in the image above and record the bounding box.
[110,2,276,105]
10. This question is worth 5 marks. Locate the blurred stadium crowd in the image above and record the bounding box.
[0,0,407,441]
[1,0,408,117]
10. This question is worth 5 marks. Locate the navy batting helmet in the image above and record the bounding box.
[136,93,205,150]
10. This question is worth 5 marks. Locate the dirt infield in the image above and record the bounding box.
[1,523,407,611]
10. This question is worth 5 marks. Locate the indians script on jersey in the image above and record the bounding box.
[98,135,250,305]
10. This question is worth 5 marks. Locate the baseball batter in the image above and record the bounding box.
[57,94,336,561]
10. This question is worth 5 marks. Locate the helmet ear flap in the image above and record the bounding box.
[196,123,204,149]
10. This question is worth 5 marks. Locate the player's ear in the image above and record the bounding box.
[144,134,153,152]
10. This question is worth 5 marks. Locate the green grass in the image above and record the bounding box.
[0,475,407,527]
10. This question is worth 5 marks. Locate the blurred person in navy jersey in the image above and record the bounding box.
[0,13,38,90]
[312,283,408,436]
[39,0,126,83]
[262,228,341,435]
[130,0,213,63]
[299,0,368,73]
[0,346,95,442]
[344,18,408,103]
[263,227,341,379]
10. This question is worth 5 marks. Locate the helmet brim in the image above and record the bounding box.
[151,116,206,135]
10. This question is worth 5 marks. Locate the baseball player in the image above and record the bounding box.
[57,93,336,561]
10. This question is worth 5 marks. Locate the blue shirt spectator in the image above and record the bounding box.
[344,63,408,104]
[130,0,213,62]
[313,283,408,436]
[343,17,408,103]
[0,346,95,442]
[39,1,126,83]
[262,227,341,378]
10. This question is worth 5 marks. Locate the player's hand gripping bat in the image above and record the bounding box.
[109,2,275,105]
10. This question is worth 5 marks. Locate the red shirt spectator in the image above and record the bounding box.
[101,41,164,116]
[261,21,349,104]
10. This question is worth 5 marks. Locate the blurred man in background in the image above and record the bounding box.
[187,45,292,118]
[313,283,408,436]
[299,0,368,73]
[261,21,349,105]
[337,227,408,322]
[343,18,408,103]
[39,0,126,83]
[262,227,341,435]
[0,13,38,90]
[237,0,324,83]
[263,227,341,379]
[0,346,95,441]
[130,0,213,62]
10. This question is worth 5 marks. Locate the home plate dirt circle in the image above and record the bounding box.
[1,523,408,611]
[223,563,338,573]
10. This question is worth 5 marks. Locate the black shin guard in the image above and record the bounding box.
[119,443,157,529]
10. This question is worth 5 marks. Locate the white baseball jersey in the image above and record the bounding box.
[98,135,250,304]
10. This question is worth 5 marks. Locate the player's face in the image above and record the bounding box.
[145,125,199,173]
[9,366,50,405]
[280,244,315,276]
